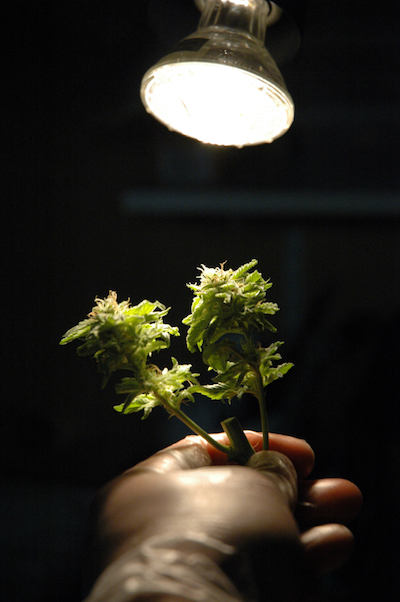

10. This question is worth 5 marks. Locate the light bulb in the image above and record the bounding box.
[141,0,294,147]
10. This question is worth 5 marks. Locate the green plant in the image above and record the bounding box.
[60,260,292,464]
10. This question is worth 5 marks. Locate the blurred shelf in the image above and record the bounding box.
[122,188,400,218]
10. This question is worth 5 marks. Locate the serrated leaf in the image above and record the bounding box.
[60,321,93,344]
[202,340,236,372]
[260,362,293,386]
[189,382,237,402]
[232,259,258,280]
[114,393,160,419]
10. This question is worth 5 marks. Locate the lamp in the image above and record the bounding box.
[141,0,297,147]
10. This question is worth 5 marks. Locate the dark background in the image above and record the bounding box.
[2,1,399,600]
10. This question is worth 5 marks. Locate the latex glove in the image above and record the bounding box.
[85,432,362,602]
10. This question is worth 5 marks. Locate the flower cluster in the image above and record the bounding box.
[60,261,292,458]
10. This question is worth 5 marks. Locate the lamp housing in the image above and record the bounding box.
[141,0,295,147]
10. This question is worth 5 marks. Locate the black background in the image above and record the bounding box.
[2,1,399,600]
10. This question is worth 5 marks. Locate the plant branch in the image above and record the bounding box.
[255,372,269,450]
[153,390,233,457]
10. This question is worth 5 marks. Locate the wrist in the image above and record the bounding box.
[84,531,243,602]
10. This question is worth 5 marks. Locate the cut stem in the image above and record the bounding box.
[221,417,255,464]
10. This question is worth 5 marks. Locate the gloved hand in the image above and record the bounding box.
[85,431,362,602]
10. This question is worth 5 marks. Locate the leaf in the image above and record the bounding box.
[60,321,93,344]
[232,259,258,280]
[202,340,237,372]
[189,382,237,402]
[114,393,160,419]
[127,299,166,317]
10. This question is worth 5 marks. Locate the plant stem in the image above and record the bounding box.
[221,417,255,464]
[153,391,232,456]
[255,372,269,450]
[221,344,270,454]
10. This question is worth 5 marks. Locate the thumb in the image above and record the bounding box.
[246,450,298,511]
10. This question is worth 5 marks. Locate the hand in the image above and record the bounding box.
[87,432,362,602]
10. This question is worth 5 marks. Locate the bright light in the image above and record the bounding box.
[141,61,294,147]
[141,0,295,147]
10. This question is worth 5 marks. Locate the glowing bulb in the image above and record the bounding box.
[141,0,294,147]
[141,62,293,147]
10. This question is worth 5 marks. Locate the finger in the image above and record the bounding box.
[301,523,355,577]
[268,433,315,479]
[296,479,363,529]
[200,431,315,479]
[246,450,298,510]
[124,431,315,477]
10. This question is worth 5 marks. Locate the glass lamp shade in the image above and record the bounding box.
[140,0,294,147]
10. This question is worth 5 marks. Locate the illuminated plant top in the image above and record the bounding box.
[60,260,292,464]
